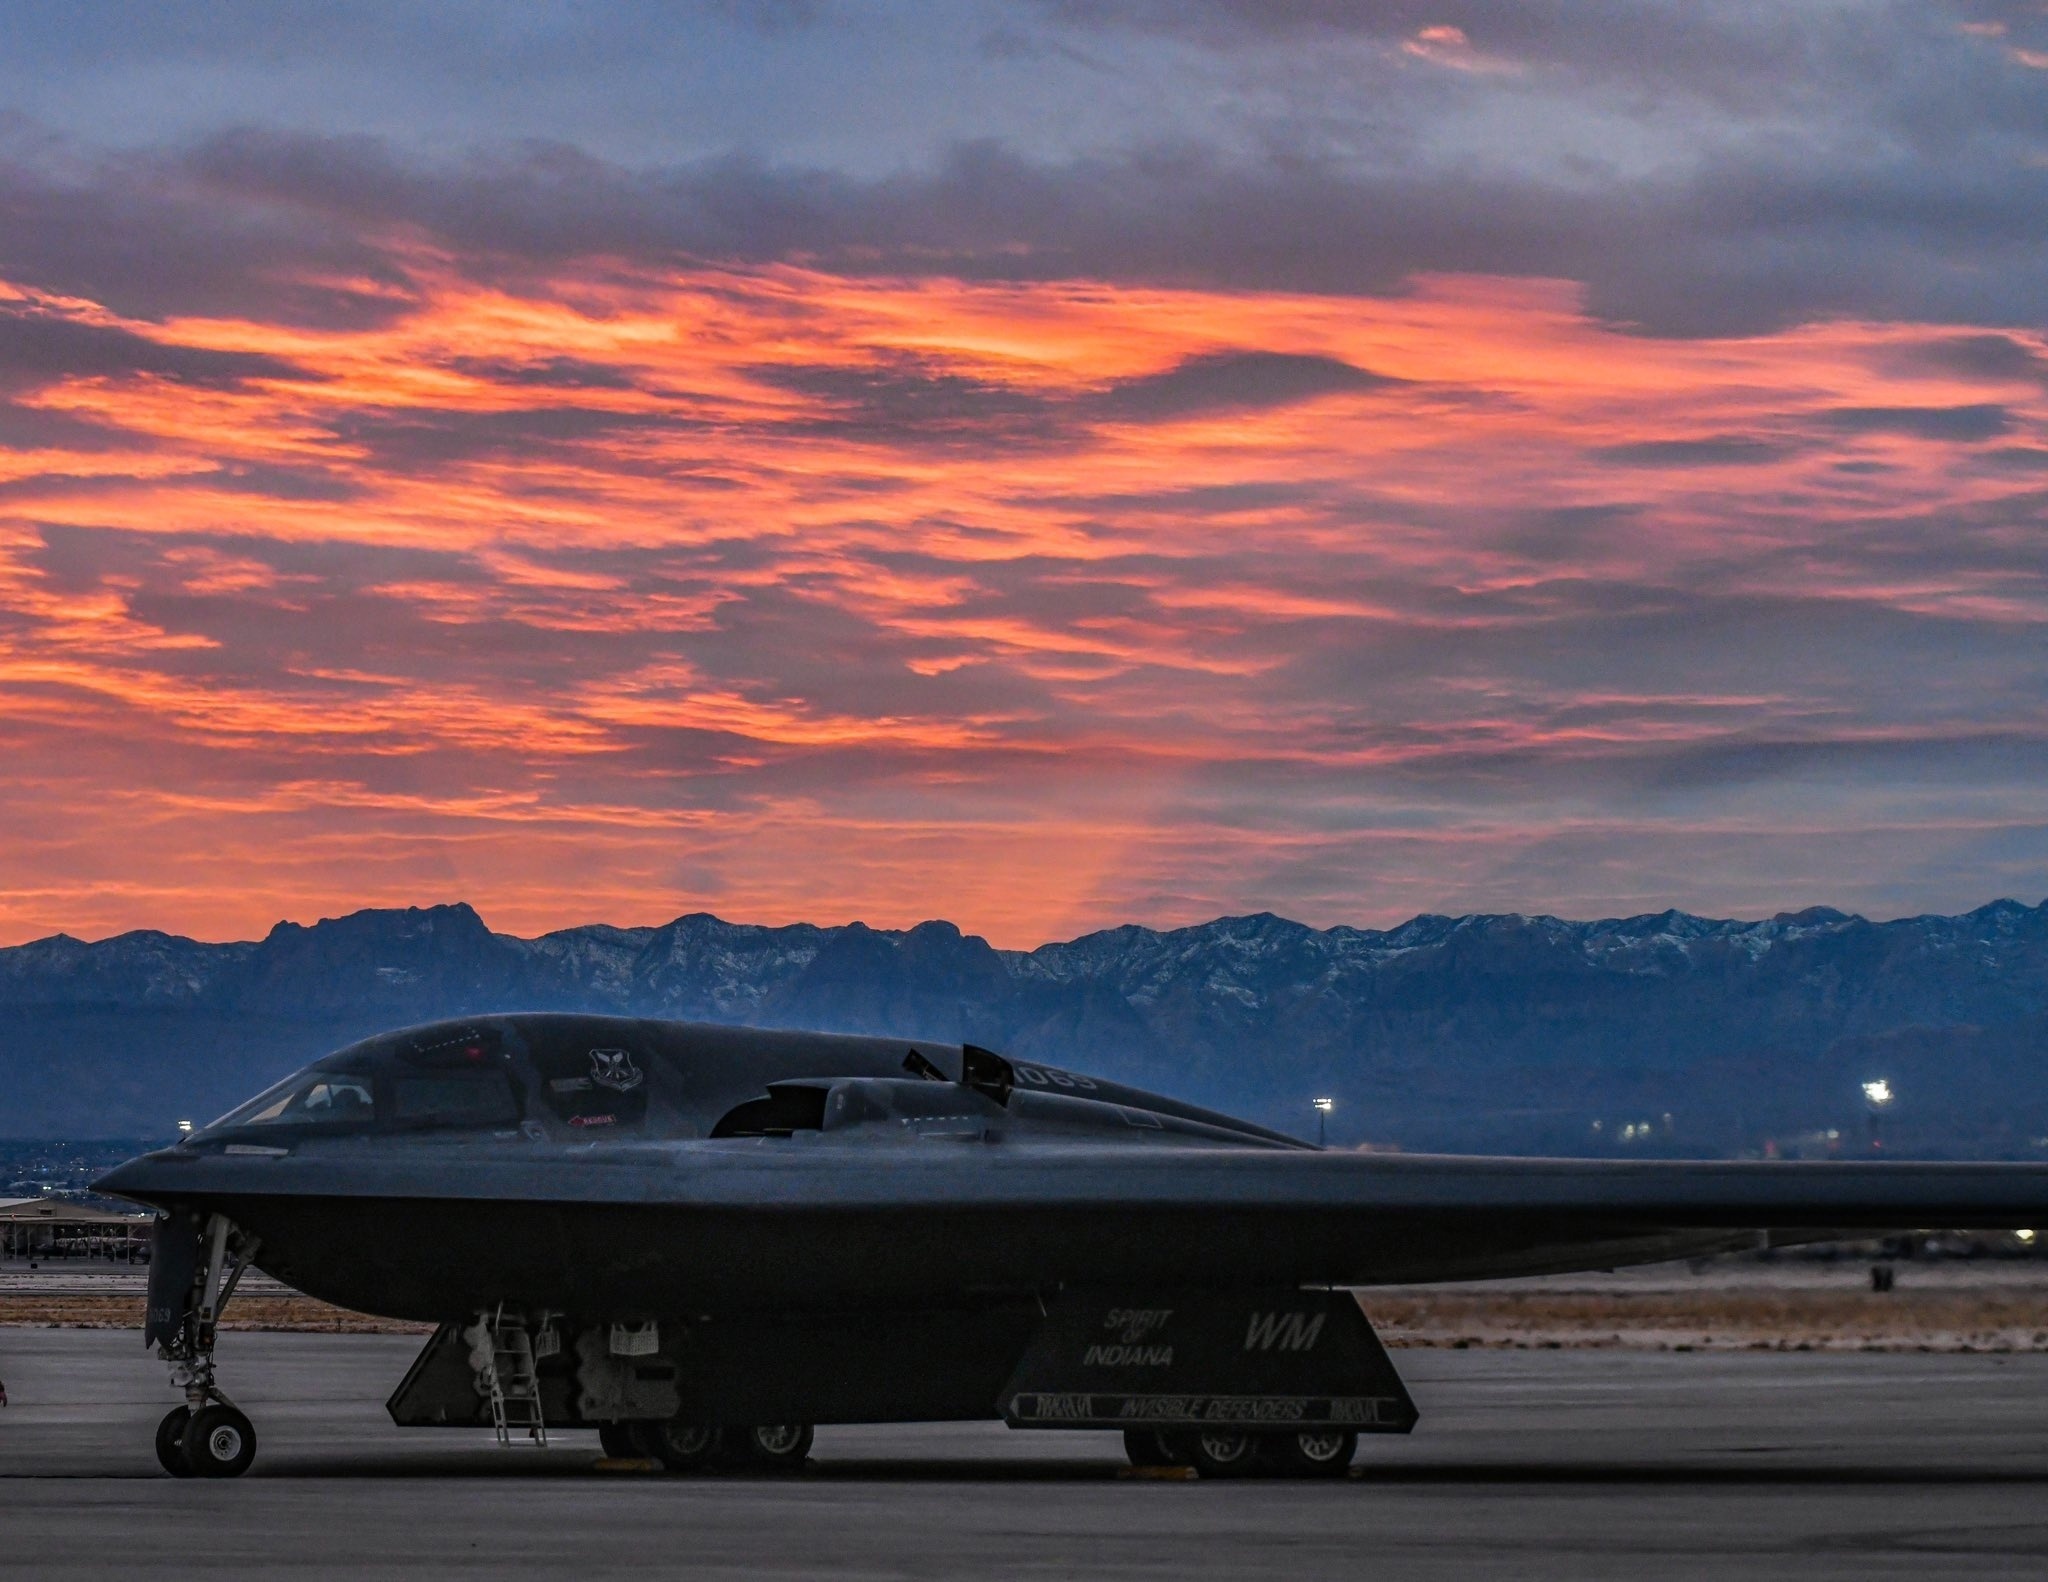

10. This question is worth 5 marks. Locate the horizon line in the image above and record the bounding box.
[8,894,2044,957]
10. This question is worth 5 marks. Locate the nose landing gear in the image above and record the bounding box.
[179,1403,259,1478]
[148,1212,261,1478]
[154,1406,193,1476]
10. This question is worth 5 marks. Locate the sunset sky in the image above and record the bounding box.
[3,1,2048,947]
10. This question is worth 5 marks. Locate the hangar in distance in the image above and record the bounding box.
[97,1013,2048,1479]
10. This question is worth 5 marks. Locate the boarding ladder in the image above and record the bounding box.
[479,1306,548,1447]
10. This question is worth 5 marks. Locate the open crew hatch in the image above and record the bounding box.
[704,1070,1298,1148]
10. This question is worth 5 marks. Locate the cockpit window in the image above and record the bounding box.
[219,1072,376,1129]
[207,1062,520,1135]
[392,1071,520,1129]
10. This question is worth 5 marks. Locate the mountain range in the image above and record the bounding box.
[5,899,2048,1156]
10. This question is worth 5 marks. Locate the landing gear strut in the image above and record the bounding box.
[149,1212,261,1478]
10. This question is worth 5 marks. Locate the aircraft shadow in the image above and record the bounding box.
[245,1454,2048,1487]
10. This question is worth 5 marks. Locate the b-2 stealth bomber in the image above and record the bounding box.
[97,1013,2048,1478]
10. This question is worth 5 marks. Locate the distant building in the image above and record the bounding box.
[0,1197,150,1261]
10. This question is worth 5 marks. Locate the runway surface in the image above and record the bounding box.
[4,1331,2048,1579]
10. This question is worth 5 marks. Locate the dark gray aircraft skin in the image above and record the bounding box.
[98,1012,2048,1479]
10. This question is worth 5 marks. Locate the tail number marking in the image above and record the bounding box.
[1244,1311,1326,1352]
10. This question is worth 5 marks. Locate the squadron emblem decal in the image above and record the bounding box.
[587,1048,644,1093]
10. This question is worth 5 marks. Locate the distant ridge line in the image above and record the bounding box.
[5,897,2047,1152]
[9,893,2045,957]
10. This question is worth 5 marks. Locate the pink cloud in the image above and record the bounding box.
[1,265,2045,945]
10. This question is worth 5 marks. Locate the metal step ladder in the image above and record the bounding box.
[479,1307,548,1447]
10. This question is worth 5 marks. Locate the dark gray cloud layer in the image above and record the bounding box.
[5,0,2048,340]
[1821,404,2014,441]
[1591,437,1794,468]
[1096,351,1401,420]
[324,405,706,472]
[747,348,1399,450]
[0,302,306,393]
[3,126,2041,340]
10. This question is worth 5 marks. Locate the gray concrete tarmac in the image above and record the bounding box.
[4,1330,2048,1579]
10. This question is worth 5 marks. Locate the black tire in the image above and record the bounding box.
[1122,1429,1180,1468]
[637,1419,720,1473]
[724,1423,813,1471]
[1166,1428,1262,1479]
[181,1404,256,1478]
[597,1423,639,1459]
[1260,1428,1358,1478]
[154,1406,194,1477]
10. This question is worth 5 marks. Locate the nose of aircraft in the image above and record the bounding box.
[93,1150,183,1208]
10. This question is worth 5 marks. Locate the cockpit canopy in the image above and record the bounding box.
[206,1025,524,1137]
[187,1013,1309,1150]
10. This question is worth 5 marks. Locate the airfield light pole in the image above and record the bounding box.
[1861,1078,1893,1154]
[1312,1097,1334,1148]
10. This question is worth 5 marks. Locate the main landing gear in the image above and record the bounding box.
[1123,1426,1359,1479]
[603,1420,815,1473]
[153,1213,262,1478]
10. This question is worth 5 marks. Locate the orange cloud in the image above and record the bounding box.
[1402,24,1520,73]
[2,263,2046,946]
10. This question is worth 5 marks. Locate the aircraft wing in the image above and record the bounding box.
[136,1138,2048,1289]
[757,1139,2048,1295]
[652,1142,2048,1284]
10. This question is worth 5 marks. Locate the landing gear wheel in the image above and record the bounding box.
[1123,1429,1180,1468]
[155,1406,194,1477]
[1261,1428,1358,1478]
[597,1423,639,1459]
[637,1419,719,1473]
[1166,1428,1262,1479]
[724,1423,814,1472]
[181,1404,256,1478]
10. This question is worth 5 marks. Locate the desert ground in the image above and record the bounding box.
[8,1250,2048,1351]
